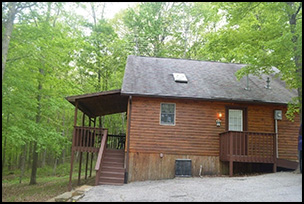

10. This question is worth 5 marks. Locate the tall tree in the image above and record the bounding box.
[200,2,302,122]
[2,2,36,80]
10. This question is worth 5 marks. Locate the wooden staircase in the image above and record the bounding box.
[97,148,125,185]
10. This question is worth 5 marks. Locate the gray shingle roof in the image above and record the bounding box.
[121,55,297,104]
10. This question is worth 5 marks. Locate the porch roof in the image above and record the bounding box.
[65,89,128,118]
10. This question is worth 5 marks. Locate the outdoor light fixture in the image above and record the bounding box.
[160,153,164,158]
[216,112,222,127]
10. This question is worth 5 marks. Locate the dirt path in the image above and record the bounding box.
[79,172,302,202]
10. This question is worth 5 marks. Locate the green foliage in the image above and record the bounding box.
[198,2,302,121]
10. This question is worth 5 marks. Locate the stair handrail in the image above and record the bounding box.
[95,129,108,185]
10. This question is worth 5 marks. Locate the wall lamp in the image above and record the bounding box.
[216,112,222,127]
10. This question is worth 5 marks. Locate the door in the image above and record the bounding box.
[226,107,248,155]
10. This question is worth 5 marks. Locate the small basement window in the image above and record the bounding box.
[160,103,175,125]
[173,73,188,83]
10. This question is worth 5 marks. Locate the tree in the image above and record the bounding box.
[2,2,36,80]
[119,2,181,57]
[2,2,83,184]
[200,2,302,123]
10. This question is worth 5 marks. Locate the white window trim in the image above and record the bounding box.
[159,103,176,126]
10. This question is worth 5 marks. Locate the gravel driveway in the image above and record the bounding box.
[79,172,302,202]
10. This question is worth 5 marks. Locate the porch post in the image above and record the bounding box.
[68,101,78,191]
[229,132,233,177]
[89,117,96,177]
[85,116,91,180]
[229,160,233,177]
[78,152,82,185]
[89,153,94,178]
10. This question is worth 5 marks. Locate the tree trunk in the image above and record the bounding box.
[29,68,43,185]
[27,142,32,170]
[42,149,46,167]
[53,158,58,176]
[61,112,66,164]
[19,144,27,183]
[29,141,38,185]
[2,2,17,80]
[2,113,10,174]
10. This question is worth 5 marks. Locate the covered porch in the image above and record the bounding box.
[65,89,129,191]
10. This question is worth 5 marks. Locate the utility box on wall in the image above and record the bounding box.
[175,159,192,177]
[274,110,282,120]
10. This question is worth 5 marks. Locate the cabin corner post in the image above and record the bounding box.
[68,100,78,191]
[125,96,132,183]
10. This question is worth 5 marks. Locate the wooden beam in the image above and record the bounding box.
[68,151,75,191]
[85,152,89,180]
[78,152,83,186]
[229,132,233,177]
[68,101,78,191]
[89,153,93,178]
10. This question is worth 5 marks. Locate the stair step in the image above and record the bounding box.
[103,161,124,168]
[101,166,125,172]
[100,173,124,179]
[105,151,124,156]
[98,181,124,186]
[104,154,124,158]
[103,160,124,164]
[100,171,125,178]
[99,176,124,184]
[104,155,124,159]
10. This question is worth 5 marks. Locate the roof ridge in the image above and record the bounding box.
[128,55,248,66]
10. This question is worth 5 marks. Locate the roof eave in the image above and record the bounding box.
[120,92,288,105]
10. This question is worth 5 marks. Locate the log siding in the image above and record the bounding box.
[126,96,299,181]
[129,96,299,160]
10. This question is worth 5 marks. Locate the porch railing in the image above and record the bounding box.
[72,126,104,153]
[95,129,108,185]
[220,131,276,163]
[72,126,126,152]
[107,134,126,150]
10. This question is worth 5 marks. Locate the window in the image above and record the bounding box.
[173,73,188,83]
[160,103,175,125]
[228,109,243,131]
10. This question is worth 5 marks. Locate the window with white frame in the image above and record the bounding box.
[228,109,243,131]
[160,103,175,125]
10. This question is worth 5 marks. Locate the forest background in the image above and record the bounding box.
[2,2,302,201]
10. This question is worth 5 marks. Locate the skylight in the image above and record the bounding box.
[173,73,188,83]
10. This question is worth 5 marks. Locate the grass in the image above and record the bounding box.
[2,162,96,202]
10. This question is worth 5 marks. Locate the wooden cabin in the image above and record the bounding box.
[66,55,300,190]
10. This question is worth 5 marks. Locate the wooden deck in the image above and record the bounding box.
[220,131,277,176]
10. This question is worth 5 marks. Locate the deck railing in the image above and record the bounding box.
[107,134,126,149]
[72,126,126,152]
[95,129,108,185]
[72,126,104,153]
[220,131,276,163]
